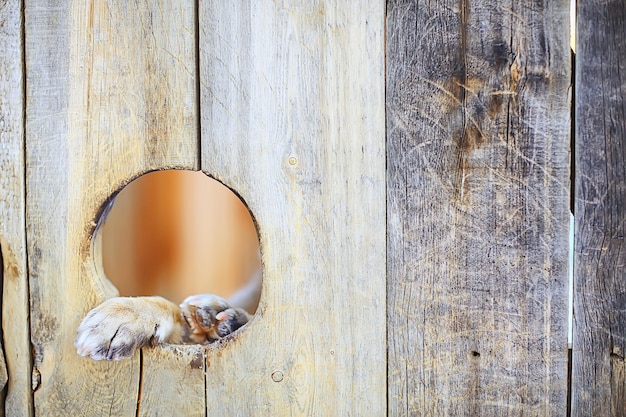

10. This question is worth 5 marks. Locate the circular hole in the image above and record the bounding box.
[469,350,480,358]
[94,170,261,315]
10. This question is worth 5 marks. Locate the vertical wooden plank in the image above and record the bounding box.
[25,0,198,415]
[139,347,205,417]
[0,0,33,416]
[573,1,626,415]
[387,1,570,415]
[199,1,386,415]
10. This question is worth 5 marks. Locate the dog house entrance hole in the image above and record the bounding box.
[95,170,261,313]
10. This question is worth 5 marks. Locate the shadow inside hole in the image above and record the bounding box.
[95,170,261,314]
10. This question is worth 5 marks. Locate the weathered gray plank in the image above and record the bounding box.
[199,1,386,415]
[572,1,626,415]
[0,0,33,415]
[25,0,198,415]
[386,1,571,415]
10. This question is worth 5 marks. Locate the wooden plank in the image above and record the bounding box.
[139,346,206,417]
[572,1,626,415]
[199,1,386,415]
[386,1,571,415]
[25,0,198,415]
[0,0,33,415]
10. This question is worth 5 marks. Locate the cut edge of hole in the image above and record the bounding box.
[89,169,263,316]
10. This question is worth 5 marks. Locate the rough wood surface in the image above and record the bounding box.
[573,1,626,415]
[386,1,571,415]
[139,347,206,417]
[0,1,33,415]
[25,0,197,415]
[199,1,386,415]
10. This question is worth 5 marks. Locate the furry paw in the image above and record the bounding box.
[180,294,250,342]
[215,308,251,338]
[75,296,183,360]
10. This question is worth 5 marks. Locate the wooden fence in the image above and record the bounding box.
[0,0,623,415]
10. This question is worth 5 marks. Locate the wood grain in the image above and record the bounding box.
[199,1,386,415]
[386,1,571,415]
[25,0,197,414]
[0,0,33,415]
[573,1,626,415]
[139,346,206,417]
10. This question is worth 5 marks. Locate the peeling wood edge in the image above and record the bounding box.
[203,349,208,417]
[567,39,576,417]
[135,350,143,417]
[0,0,35,415]
[194,0,202,172]
[0,248,7,417]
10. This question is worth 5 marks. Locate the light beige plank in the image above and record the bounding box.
[200,1,386,415]
[139,346,206,417]
[25,0,197,414]
[0,0,33,415]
